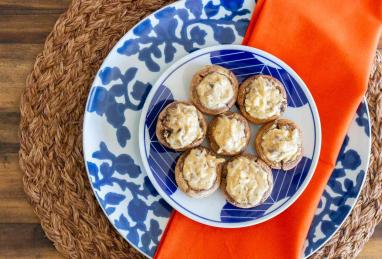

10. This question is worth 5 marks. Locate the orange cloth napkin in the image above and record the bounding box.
[155,1,382,258]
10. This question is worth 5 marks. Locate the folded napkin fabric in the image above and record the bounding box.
[155,1,381,258]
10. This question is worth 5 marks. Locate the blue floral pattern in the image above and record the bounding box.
[117,0,250,72]
[88,143,172,256]
[83,0,370,257]
[86,69,172,255]
[84,0,254,257]
[355,101,370,137]
[87,67,151,147]
[304,101,370,256]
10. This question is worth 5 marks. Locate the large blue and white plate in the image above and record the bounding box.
[138,45,321,228]
[83,0,371,257]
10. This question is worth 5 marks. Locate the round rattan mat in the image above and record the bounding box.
[19,0,382,258]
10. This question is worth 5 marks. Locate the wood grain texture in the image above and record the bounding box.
[0,0,69,10]
[0,1,65,257]
[0,44,43,110]
[0,224,63,258]
[0,153,39,224]
[0,44,43,88]
[0,14,61,43]
[0,0,380,258]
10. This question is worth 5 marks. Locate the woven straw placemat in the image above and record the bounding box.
[19,0,382,258]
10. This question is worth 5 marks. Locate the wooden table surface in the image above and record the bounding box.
[0,1,381,258]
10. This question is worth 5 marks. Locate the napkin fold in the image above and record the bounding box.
[155,1,382,258]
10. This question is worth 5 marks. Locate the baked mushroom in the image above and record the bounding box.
[221,154,273,208]
[255,119,303,170]
[156,101,207,151]
[208,112,250,156]
[238,75,287,124]
[175,147,225,198]
[190,65,238,115]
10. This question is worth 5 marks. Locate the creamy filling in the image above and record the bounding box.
[244,77,284,119]
[196,72,234,110]
[226,157,270,205]
[164,103,203,149]
[214,116,247,153]
[182,149,225,191]
[261,125,301,163]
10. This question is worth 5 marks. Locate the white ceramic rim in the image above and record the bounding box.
[305,98,371,257]
[138,44,322,228]
[80,0,370,254]
[81,2,189,257]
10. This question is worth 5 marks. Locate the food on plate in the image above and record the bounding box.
[155,63,303,205]
[156,101,207,151]
[175,147,225,198]
[221,154,273,208]
[208,112,250,156]
[238,75,287,124]
[190,65,238,115]
[255,119,303,170]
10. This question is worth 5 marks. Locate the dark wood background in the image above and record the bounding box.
[0,1,381,258]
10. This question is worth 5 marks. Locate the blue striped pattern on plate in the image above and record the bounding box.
[141,46,320,226]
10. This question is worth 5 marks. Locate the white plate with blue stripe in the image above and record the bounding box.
[138,45,322,228]
[83,0,371,256]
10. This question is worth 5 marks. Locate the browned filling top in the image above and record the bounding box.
[162,103,203,148]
